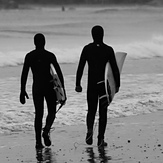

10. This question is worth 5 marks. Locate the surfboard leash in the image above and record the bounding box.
[56,104,63,113]
[73,119,99,149]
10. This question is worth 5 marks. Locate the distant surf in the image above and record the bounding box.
[0,5,162,67]
[0,35,163,67]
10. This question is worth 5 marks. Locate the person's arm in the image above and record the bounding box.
[52,56,65,89]
[75,47,87,92]
[20,55,30,104]
[109,48,120,92]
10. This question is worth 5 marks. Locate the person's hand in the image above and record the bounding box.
[75,85,82,92]
[20,91,29,104]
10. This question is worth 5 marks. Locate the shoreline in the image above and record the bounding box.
[0,57,163,79]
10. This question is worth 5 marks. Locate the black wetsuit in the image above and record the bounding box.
[21,48,64,144]
[76,42,120,139]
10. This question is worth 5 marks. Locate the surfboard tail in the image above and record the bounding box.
[50,64,66,106]
[104,52,127,106]
[115,52,127,73]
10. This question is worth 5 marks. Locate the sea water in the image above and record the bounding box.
[0,5,163,134]
[0,6,163,66]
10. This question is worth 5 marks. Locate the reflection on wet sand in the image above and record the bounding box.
[86,147,112,163]
[36,148,57,163]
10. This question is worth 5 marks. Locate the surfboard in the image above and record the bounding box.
[105,52,127,105]
[50,64,66,108]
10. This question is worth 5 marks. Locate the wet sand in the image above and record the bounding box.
[0,111,163,162]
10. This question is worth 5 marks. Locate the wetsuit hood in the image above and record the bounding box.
[34,33,45,49]
[91,25,104,44]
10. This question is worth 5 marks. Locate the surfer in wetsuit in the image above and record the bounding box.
[20,33,66,149]
[75,25,120,147]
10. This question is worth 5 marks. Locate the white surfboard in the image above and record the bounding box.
[50,64,66,106]
[105,52,127,105]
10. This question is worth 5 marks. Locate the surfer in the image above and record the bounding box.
[20,33,66,149]
[75,25,120,147]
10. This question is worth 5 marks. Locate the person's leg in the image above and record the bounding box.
[86,88,98,145]
[42,88,56,146]
[97,81,108,147]
[44,88,56,131]
[87,89,98,132]
[33,89,44,148]
[98,104,107,146]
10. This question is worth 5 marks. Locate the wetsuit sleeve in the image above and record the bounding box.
[52,56,65,88]
[20,55,30,92]
[76,47,87,86]
[109,48,120,89]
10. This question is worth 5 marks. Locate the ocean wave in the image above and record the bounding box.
[94,5,163,14]
[115,35,163,59]
[0,35,163,67]
[0,51,24,67]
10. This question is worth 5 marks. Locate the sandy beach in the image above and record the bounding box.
[0,57,163,163]
[0,112,163,163]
